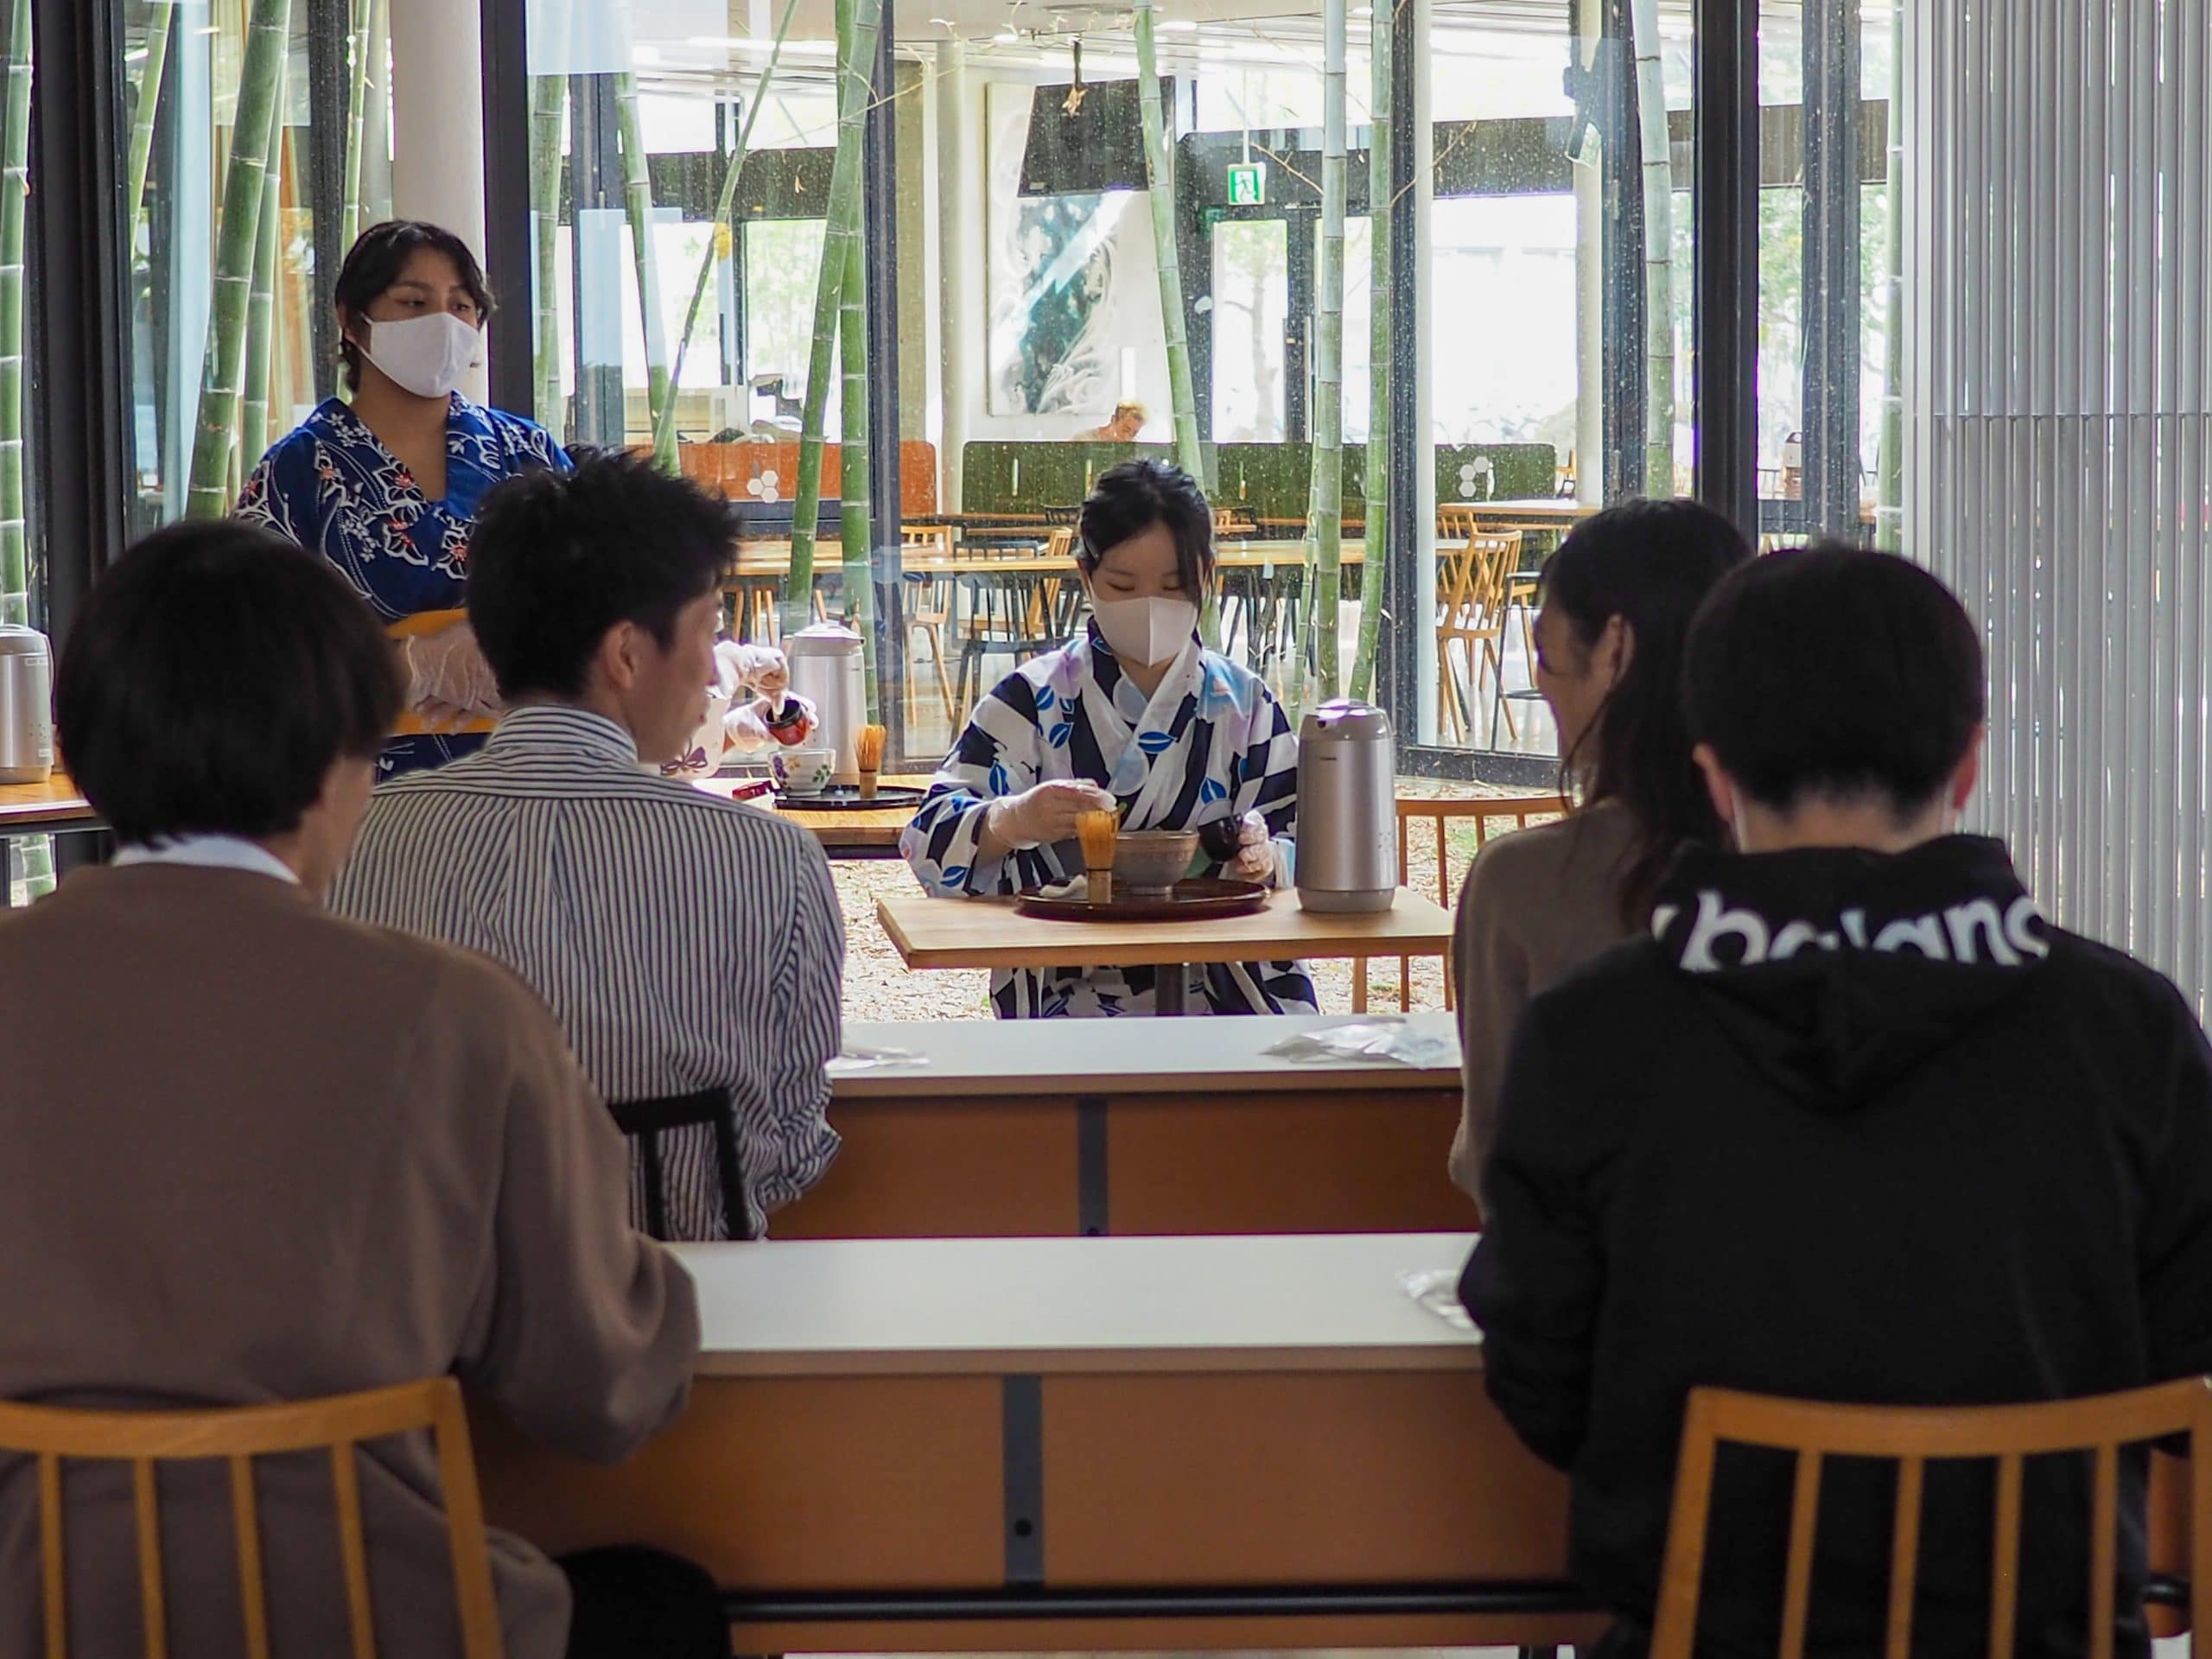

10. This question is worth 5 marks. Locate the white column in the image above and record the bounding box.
[935,42,972,512]
[1409,0,1436,745]
[388,0,491,401]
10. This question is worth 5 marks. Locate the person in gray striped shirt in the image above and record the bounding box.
[331,451,843,1241]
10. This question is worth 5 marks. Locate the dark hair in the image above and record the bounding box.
[467,449,737,701]
[54,520,402,845]
[1542,498,1754,919]
[1077,459,1214,594]
[1685,541,1985,819]
[334,219,495,389]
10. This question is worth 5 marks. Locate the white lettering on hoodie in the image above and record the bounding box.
[1662,888,2051,971]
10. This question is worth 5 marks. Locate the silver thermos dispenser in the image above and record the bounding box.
[1296,698,1397,913]
[0,624,53,785]
[785,621,868,786]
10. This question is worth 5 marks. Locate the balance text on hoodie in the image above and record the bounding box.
[1460,835,2212,1659]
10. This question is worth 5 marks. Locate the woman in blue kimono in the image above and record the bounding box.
[237,220,571,776]
[901,461,1317,1018]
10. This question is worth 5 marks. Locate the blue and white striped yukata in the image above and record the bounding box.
[902,622,1317,1018]
[330,704,843,1239]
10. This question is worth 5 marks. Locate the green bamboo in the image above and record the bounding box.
[126,1,176,250]
[1350,0,1391,704]
[835,4,878,715]
[651,0,802,474]
[1629,0,1675,494]
[613,72,672,446]
[185,0,292,521]
[0,0,28,630]
[783,0,881,638]
[1874,25,1904,550]
[340,0,378,251]
[529,73,566,430]
[1295,0,1348,704]
[242,65,287,471]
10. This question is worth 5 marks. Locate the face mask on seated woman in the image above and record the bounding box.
[1090,594,1199,668]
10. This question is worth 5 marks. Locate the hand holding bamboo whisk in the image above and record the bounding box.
[855,724,887,799]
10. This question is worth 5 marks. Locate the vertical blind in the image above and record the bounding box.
[1904,0,2211,1003]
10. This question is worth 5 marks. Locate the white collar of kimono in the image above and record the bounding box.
[112,834,300,886]
[1080,630,1203,804]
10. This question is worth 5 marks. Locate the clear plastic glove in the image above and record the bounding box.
[1229,809,1280,887]
[724,692,817,753]
[982,779,1117,854]
[402,622,500,731]
[713,640,791,702]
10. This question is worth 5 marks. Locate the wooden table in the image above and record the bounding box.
[876,887,1453,1015]
[782,1014,1477,1238]
[0,772,103,906]
[470,1232,1598,1654]
[1439,499,1600,532]
[692,774,928,860]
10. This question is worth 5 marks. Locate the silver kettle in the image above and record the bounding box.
[1295,698,1397,912]
[785,621,868,786]
[0,623,52,785]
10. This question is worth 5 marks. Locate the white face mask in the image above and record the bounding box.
[360,312,481,400]
[1091,594,1198,669]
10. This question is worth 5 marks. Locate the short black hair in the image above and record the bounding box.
[467,449,738,701]
[1077,459,1214,593]
[334,219,494,389]
[1685,543,1986,818]
[55,520,402,845]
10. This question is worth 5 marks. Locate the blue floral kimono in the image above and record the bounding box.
[237,394,572,776]
[902,623,1318,1018]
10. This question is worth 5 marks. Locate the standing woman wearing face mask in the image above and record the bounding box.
[236,220,573,778]
[901,460,1316,1018]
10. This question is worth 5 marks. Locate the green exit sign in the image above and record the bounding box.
[1227,162,1267,206]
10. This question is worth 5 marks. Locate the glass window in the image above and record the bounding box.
[122,0,372,532]
[3,1,43,905]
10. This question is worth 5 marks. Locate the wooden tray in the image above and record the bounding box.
[1014,878,1268,923]
[777,785,929,811]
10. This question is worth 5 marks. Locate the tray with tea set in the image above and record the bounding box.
[774,785,929,811]
[1014,877,1268,923]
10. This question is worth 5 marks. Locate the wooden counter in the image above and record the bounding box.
[781,1014,1476,1238]
[471,1232,1598,1652]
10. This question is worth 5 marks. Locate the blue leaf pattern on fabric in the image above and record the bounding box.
[1199,776,1229,804]
[1048,721,1074,748]
[1035,685,1057,712]
[1138,730,1175,755]
[942,866,969,887]
[988,760,1012,794]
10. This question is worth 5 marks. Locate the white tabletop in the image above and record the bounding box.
[669,1232,1481,1378]
[836,1014,1462,1098]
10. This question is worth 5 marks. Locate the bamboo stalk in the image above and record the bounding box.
[833,0,877,710]
[1350,0,1391,703]
[529,73,566,431]
[783,0,882,638]
[1628,0,1675,495]
[613,71,672,448]
[1296,0,1347,703]
[242,55,287,471]
[126,1,177,251]
[0,0,28,629]
[651,0,802,474]
[185,0,293,521]
[340,0,378,251]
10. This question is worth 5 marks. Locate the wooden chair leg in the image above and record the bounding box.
[1352,957,1370,1014]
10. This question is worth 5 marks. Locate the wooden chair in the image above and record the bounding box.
[1650,1378,2212,1659]
[0,1376,502,1659]
[899,524,958,728]
[1435,531,1524,746]
[1352,791,1570,1013]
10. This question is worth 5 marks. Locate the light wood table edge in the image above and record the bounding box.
[691,1340,1481,1379]
[830,1062,1453,1099]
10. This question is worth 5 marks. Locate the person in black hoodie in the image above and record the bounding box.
[1460,543,2212,1659]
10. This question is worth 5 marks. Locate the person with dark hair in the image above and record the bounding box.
[0,520,703,1658]
[903,458,1313,1016]
[1461,544,2212,1658]
[1449,498,1751,1196]
[236,219,572,778]
[333,451,843,1242]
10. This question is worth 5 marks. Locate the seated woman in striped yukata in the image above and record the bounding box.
[901,460,1316,1018]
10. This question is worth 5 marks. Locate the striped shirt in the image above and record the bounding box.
[329,703,843,1239]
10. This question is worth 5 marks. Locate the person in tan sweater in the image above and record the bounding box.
[0,520,705,1658]
[1452,500,1752,1203]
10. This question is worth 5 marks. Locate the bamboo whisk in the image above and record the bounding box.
[855,724,887,798]
[1077,807,1121,905]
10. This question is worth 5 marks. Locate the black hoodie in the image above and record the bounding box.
[1460,836,2212,1659]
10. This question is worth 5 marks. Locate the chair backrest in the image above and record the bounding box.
[901,523,954,558]
[1652,1378,2212,1659]
[0,1378,504,1659]
[1043,525,1076,563]
[1438,505,1482,543]
[1436,532,1522,636]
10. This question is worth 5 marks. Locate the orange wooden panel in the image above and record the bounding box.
[775,1097,1081,1238]
[727,1608,1608,1653]
[1106,1089,1478,1235]
[471,1376,1004,1589]
[1041,1370,1568,1586]
[682,441,940,517]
